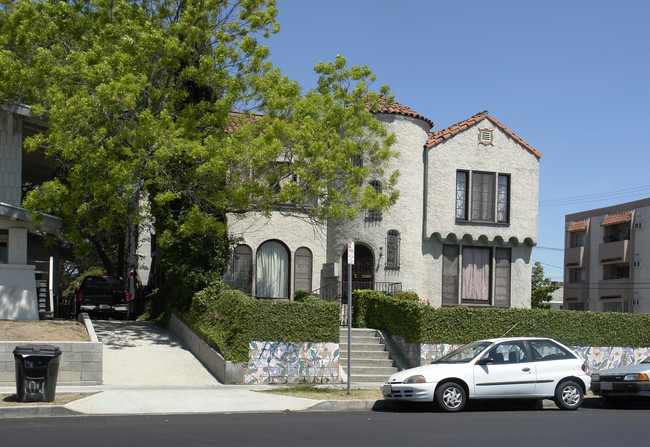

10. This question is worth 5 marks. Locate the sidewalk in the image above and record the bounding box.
[1,318,384,418]
[0,384,383,418]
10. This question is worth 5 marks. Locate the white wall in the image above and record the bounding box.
[0,264,38,320]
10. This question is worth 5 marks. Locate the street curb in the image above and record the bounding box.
[0,396,604,419]
[306,399,382,412]
[0,405,80,419]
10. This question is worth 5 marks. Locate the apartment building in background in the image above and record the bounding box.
[564,197,650,313]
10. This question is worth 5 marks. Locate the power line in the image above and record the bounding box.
[540,185,650,207]
[533,260,564,270]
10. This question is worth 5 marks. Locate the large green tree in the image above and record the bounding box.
[0,0,398,310]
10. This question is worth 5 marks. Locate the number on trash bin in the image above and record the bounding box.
[26,379,44,394]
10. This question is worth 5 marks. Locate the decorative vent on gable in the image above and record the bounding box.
[478,128,493,145]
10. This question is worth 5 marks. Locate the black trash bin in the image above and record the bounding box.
[13,345,62,403]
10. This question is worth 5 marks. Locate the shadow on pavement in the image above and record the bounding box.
[373,398,559,413]
[92,320,186,349]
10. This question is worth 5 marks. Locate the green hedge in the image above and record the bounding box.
[352,290,650,347]
[181,282,340,363]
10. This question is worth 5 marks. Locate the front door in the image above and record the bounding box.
[342,244,374,298]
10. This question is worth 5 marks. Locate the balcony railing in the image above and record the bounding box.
[599,239,630,264]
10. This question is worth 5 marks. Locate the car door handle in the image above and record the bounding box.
[522,367,531,372]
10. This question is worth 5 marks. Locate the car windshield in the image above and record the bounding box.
[642,357,650,364]
[433,341,493,364]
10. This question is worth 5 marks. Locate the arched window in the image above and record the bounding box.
[366,180,383,221]
[386,230,400,269]
[223,244,252,295]
[294,247,313,293]
[256,240,289,299]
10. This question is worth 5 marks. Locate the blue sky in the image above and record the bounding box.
[265,0,650,281]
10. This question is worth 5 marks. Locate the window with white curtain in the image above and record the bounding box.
[256,240,289,299]
[442,245,512,307]
[461,247,491,302]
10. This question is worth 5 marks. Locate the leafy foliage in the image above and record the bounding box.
[0,0,398,313]
[182,281,339,362]
[393,290,420,301]
[531,261,561,309]
[353,290,650,348]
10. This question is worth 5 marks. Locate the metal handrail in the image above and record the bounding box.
[312,281,402,302]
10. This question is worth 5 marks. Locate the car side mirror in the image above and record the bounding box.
[476,357,494,365]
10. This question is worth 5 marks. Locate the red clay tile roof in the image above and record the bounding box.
[601,211,632,227]
[567,219,588,232]
[425,111,542,158]
[373,97,434,129]
[225,110,264,133]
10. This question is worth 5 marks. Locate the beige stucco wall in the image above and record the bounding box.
[422,121,539,308]
[226,211,327,298]
[326,114,432,297]
[425,122,539,244]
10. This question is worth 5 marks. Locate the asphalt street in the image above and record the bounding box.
[2,407,649,447]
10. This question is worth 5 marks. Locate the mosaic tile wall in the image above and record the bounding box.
[572,346,650,374]
[391,335,650,373]
[246,341,340,385]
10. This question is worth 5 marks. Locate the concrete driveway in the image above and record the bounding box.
[92,320,221,387]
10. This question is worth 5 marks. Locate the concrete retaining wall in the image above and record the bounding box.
[168,314,246,384]
[0,313,102,386]
[0,341,102,386]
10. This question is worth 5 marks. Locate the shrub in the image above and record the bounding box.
[393,290,420,301]
[293,290,323,304]
[181,281,340,362]
[352,290,650,347]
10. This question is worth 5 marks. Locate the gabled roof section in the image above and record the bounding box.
[425,111,542,158]
[374,97,434,129]
[567,219,588,232]
[601,211,632,227]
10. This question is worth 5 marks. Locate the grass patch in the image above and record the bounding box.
[258,386,383,400]
[0,392,97,407]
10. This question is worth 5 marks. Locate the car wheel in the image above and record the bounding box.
[435,382,467,412]
[554,380,584,410]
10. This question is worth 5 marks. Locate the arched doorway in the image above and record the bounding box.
[341,244,374,299]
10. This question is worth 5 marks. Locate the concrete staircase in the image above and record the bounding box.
[339,327,399,383]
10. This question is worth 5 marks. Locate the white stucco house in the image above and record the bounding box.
[224,101,541,308]
[0,107,69,320]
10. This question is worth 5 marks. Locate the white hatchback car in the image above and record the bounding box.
[381,337,590,412]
